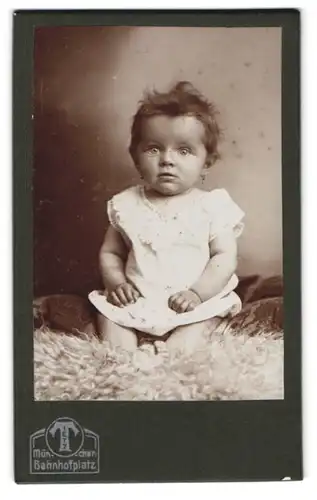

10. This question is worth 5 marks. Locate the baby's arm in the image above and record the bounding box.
[191,228,238,300]
[99,226,140,306]
[169,229,237,312]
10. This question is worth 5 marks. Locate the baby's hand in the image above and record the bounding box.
[106,283,141,307]
[168,290,202,313]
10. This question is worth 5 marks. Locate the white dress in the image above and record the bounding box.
[89,185,245,336]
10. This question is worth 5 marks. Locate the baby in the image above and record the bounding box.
[89,81,244,354]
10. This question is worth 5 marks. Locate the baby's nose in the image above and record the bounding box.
[159,149,175,166]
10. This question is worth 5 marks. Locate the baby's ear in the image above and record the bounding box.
[204,156,213,169]
[205,151,220,168]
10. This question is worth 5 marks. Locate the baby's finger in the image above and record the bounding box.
[168,294,178,308]
[175,295,187,306]
[132,288,140,302]
[186,301,196,312]
[178,299,191,313]
[170,302,180,312]
[108,292,123,307]
[115,288,129,306]
[169,295,181,309]
[172,297,187,313]
[173,293,184,303]
[123,286,135,303]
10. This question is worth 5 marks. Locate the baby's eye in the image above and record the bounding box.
[146,146,160,155]
[178,147,191,156]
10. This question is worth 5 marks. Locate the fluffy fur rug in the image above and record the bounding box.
[34,300,283,401]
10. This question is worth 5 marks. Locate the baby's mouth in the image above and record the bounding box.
[158,173,178,180]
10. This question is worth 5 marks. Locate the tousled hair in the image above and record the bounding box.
[129,81,221,167]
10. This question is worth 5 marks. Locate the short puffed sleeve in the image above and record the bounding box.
[203,189,245,241]
[106,187,139,245]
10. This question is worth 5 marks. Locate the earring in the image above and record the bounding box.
[200,172,206,183]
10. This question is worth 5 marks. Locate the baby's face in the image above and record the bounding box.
[135,115,209,196]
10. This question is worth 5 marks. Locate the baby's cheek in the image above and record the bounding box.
[141,165,157,182]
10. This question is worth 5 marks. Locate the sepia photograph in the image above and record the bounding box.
[32,25,284,401]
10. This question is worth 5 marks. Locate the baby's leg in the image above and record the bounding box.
[166,318,221,356]
[97,314,138,352]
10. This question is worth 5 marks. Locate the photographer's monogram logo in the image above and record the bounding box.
[30,417,99,474]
